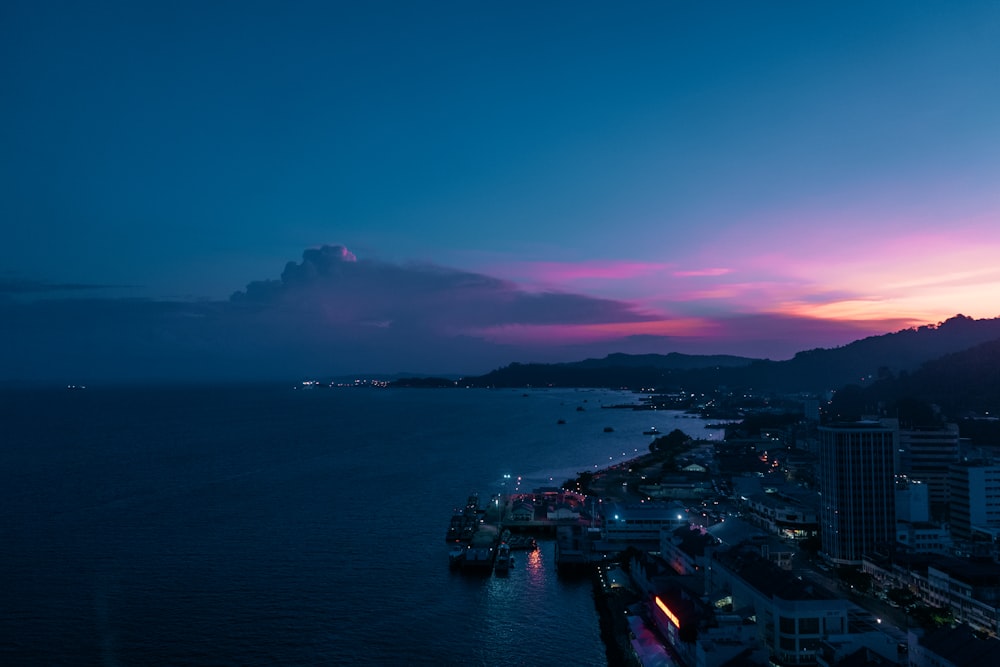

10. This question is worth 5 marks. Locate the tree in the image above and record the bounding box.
[649,429,692,453]
[563,470,594,495]
[826,385,867,422]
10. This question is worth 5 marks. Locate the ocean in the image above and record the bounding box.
[0,385,715,666]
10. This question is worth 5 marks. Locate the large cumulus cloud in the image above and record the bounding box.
[1,245,916,384]
[230,245,656,333]
[0,246,662,383]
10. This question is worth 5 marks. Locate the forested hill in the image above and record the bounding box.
[563,352,754,370]
[457,353,755,391]
[830,337,1000,418]
[460,315,1000,393]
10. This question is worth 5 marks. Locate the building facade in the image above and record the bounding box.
[744,491,819,540]
[818,422,896,565]
[707,547,854,665]
[948,462,1000,542]
[894,422,960,516]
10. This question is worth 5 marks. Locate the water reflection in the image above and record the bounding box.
[525,546,544,588]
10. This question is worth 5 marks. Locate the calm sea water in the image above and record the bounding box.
[0,386,714,666]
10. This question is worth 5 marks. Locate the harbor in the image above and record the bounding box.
[445,491,562,574]
[444,483,637,579]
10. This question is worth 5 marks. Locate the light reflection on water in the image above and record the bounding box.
[0,386,712,666]
[525,547,544,588]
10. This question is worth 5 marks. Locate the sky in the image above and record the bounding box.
[2,1,999,383]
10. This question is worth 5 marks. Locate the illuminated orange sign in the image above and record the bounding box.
[654,596,680,628]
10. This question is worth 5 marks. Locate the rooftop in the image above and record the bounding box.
[669,525,719,557]
[928,557,1000,586]
[917,624,1000,667]
[714,547,835,601]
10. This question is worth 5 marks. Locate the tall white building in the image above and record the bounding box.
[948,462,1000,542]
[893,422,960,516]
[895,477,930,523]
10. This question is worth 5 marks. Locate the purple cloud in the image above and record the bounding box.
[0,245,941,384]
[230,245,656,332]
[1,246,664,382]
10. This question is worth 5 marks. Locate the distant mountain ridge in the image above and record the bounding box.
[462,315,1000,393]
[563,352,755,370]
[844,337,1000,416]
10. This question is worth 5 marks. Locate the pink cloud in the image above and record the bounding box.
[471,318,716,346]
[466,310,918,361]
[479,259,671,285]
[672,268,733,277]
[14,237,998,384]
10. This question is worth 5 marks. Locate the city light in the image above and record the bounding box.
[654,597,680,628]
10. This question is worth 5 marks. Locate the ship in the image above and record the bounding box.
[448,545,466,569]
[462,545,495,572]
[445,493,482,543]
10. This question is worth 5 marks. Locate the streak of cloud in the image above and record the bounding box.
[0,279,122,295]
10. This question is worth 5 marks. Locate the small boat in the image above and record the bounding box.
[462,546,496,572]
[643,427,660,435]
[494,543,512,574]
[557,419,566,425]
[508,535,537,551]
[603,426,614,433]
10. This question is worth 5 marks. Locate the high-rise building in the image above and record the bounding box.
[947,462,1000,542]
[818,422,896,565]
[894,422,960,516]
[895,477,930,523]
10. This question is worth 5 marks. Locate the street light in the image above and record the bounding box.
[500,473,512,523]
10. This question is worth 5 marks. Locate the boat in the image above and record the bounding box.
[448,545,466,569]
[445,513,464,542]
[462,545,495,572]
[446,493,483,543]
[557,419,566,425]
[643,427,660,435]
[507,535,537,551]
[494,542,512,574]
[603,426,614,432]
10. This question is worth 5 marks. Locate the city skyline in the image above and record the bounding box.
[3,2,999,381]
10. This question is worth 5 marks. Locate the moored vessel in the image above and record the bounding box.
[494,542,512,573]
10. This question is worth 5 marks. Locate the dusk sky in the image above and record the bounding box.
[3,1,999,382]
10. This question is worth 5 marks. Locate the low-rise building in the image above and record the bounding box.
[639,474,714,501]
[924,559,1000,637]
[649,579,760,667]
[661,525,719,577]
[707,517,796,570]
[863,551,1000,637]
[546,503,580,521]
[896,521,952,555]
[707,546,851,664]
[744,490,819,540]
[509,501,535,522]
[602,500,688,550]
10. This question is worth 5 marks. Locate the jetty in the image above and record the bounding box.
[445,488,603,574]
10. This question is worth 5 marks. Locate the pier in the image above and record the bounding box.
[445,488,600,573]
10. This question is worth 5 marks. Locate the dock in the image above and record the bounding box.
[445,488,605,573]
